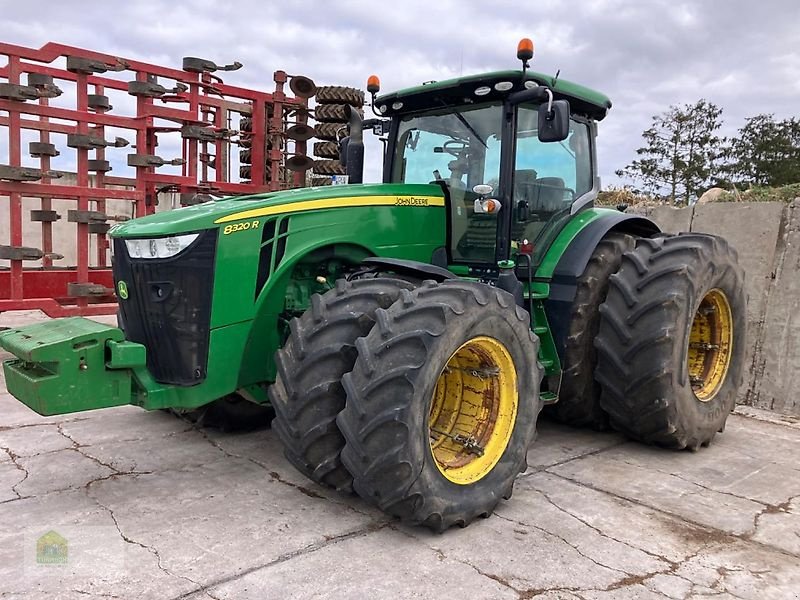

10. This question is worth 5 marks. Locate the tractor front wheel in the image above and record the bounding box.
[594,233,746,450]
[337,280,542,531]
[269,278,414,492]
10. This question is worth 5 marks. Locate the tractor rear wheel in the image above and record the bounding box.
[337,280,542,531]
[269,278,414,492]
[546,232,635,429]
[594,233,746,450]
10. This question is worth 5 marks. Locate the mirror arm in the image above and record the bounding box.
[508,86,549,106]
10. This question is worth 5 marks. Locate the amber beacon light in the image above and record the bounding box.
[366,74,381,94]
[517,38,534,62]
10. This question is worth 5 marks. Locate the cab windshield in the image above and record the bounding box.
[391,103,502,263]
[390,102,592,264]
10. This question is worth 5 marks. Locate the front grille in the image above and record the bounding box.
[113,230,217,386]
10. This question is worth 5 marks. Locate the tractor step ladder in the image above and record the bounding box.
[528,290,561,406]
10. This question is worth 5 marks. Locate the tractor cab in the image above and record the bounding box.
[383,93,594,268]
[348,40,612,273]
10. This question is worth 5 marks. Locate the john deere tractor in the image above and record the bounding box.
[0,40,745,531]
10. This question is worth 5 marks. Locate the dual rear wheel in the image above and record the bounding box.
[548,231,745,449]
[270,278,542,531]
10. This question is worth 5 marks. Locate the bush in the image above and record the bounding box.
[715,184,800,203]
[596,187,656,207]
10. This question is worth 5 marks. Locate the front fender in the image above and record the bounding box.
[543,209,660,361]
[234,201,446,389]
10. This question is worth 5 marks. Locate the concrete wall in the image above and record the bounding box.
[641,200,800,416]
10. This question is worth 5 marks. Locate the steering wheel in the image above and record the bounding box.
[442,139,468,157]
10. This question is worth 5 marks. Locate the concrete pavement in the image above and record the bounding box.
[1,323,800,598]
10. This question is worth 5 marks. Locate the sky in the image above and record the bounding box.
[2,0,799,188]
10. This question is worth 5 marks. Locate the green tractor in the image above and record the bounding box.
[0,40,746,531]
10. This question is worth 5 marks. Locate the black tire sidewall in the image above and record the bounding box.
[404,309,539,512]
[673,256,746,438]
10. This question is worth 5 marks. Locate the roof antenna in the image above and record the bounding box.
[553,69,561,87]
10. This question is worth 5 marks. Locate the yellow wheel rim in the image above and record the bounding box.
[687,289,733,401]
[428,336,518,485]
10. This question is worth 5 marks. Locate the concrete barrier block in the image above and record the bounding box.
[748,200,800,415]
[650,205,694,233]
[690,203,786,404]
[691,203,785,307]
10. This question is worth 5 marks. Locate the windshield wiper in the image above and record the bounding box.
[436,99,487,149]
[453,110,488,149]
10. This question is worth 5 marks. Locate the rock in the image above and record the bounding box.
[696,187,726,204]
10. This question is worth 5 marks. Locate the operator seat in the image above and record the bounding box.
[532,177,570,213]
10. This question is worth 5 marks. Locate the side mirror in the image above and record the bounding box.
[538,100,570,142]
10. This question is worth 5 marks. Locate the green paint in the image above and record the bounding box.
[537,207,612,279]
[116,280,128,300]
[0,318,134,416]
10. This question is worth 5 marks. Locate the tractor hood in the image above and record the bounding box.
[110,183,445,238]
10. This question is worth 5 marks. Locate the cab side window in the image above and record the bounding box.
[513,107,593,251]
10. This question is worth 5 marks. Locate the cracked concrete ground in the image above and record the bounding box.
[1,314,800,599]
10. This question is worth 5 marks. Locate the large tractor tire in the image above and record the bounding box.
[313,159,346,176]
[314,85,365,106]
[269,278,415,492]
[594,233,746,450]
[337,280,542,531]
[546,232,635,429]
[313,122,346,141]
[313,141,340,159]
[315,104,363,123]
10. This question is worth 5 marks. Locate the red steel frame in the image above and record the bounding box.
[0,42,310,316]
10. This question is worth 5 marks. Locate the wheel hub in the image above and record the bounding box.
[687,289,733,401]
[428,336,518,485]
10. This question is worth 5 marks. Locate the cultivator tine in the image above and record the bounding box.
[0,165,62,182]
[66,56,128,74]
[26,73,63,98]
[0,83,41,102]
[128,79,188,98]
[67,133,130,149]
[127,154,186,168]
[182,57,243,73]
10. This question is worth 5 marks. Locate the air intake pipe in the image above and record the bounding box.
[338,104,364,184]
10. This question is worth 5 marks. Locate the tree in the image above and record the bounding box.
[725,114,800,187]
[617,100,724,204]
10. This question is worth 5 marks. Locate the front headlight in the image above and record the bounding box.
[124,233,200,259]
